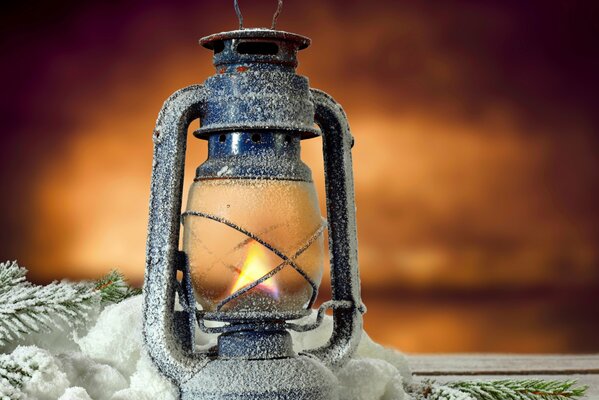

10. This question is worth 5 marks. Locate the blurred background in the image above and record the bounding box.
[1,0,598,353]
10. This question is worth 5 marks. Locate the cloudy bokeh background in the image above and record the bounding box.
[1,0,598,353]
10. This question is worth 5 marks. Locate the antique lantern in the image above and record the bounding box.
[142,2,364,399]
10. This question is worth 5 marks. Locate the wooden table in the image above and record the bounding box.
[408,355,599,397]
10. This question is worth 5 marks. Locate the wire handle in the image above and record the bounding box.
[234,0,284,30]
[271,0,284,29]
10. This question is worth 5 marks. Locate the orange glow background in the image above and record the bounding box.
[1,0,598,353]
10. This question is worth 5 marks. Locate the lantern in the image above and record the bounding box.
[142,3,364,399]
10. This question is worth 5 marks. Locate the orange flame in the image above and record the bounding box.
[230,241,279,298]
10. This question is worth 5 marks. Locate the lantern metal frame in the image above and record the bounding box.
[142,28,364,400]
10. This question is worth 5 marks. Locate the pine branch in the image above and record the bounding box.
[0,346,63,399]
[0,260,27,295]
[0,262,142,347]
[0,350,34,399]
[410,379,588,400]
[0,261,98,346]
[409,381,475,400]
[0,263,142,397]
[94,270,142,304]
[448,379,588,400]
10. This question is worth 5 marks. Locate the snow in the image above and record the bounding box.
[337,359,406,400]
[58,387,92,400]
[3,296,411,399]
[15,347,69,400]
[75,300,142,377]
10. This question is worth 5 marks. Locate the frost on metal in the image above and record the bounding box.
[143,84,208,384]
[306,88,363,371]
[143,28,364,399]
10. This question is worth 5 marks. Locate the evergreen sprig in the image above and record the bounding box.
[448,379,587,400]
[411,379,588,400]
[0,261,141,347]
[0,347,43,399]
[0,355,30,399]
[94,270,142,304]
[0,261,27,295]
[0,261,98,346]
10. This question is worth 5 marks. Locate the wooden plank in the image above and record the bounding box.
[408,354,599,376]
[413,374,599,398]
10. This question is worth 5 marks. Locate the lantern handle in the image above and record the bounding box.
[234,0,284,30]
[143,84,209,384]
[306,89,364,370]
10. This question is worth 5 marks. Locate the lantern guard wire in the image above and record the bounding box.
[234,0,284,30]
[215,221,326,311]
[194,300,366,335]
[181,210,323,310]
[177,210,361,336]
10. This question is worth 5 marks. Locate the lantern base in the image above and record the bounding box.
[180,355,338,400]
[217,328,295,359]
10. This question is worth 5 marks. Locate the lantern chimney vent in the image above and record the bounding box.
[196,29,318,139]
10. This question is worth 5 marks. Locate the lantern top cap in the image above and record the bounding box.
[199,29,311,51]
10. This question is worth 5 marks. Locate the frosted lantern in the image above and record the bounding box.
[142,19,364,400]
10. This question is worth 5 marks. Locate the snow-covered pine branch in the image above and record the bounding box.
[0,260,27,295]
[409,381,475,400]
[0,346,56,399]
[0,261,99,346]
[409,379,588,400]
[447,379,588,400]
[94,270,142,304]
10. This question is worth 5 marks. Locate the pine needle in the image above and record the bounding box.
[94,270,142,304]
[410,379,588,400]
[448,379,588,400]
[0,347,46,399]
[0,261,98,346]
[0,262,142,397]
[0,261,141,347]
[0,354,30,399]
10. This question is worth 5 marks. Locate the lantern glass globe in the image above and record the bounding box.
[183,178,324,314]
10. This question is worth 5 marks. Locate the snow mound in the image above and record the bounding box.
[4,296,411,399]
[338,359,406,400]
[12,346,69,400]
[76,299,142,377]
[58,387,93,400]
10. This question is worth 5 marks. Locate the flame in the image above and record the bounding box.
[230,241,279,298]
